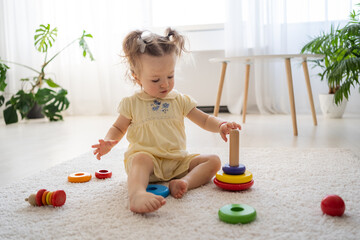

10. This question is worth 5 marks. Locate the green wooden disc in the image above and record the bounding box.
[218,204,256,224]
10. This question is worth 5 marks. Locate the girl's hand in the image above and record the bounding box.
[219,122,241,142]
[91,139,119,160]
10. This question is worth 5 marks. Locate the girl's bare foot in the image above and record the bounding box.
[129,191,166,213]
[169,179,188,198]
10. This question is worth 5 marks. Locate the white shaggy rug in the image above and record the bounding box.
[0,147,359,240]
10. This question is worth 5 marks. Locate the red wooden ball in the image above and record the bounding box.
[321,195,345,216]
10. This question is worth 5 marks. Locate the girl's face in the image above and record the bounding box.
[134,53,176,99]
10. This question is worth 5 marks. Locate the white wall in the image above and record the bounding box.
[176,50,226,107]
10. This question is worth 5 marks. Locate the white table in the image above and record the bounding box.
[209,54,324,136]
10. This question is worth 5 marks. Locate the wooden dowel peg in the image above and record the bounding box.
[229,129,240,167]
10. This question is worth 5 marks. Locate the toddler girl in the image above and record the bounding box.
[91,28,241,213]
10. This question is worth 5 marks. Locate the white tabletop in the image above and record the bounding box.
[209,54,324,63]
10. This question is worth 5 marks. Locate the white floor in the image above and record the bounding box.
[1,113,359,187]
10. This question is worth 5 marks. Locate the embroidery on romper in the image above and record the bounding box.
[161,103,169,113]
[151,100,170,114]
[151,100,161,111]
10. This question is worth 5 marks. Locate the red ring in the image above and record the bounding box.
[52,190,66,207]
[95,169,112,179]
[214,178,254,191]
[35,189,47,206]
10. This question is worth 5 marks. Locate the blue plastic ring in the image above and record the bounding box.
[146,184,170,198]
[222,163,246,175]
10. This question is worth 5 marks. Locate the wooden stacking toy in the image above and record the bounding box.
[214,129,254,191]
[25,189,66,207]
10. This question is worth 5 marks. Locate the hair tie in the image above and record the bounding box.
[167,32,174,40]
[136,37,146,53]
[137,31,154,53]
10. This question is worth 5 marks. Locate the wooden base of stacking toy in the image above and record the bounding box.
[146,184,170,198]
[25,189,66,207]
[214,129,254,191]
[95,169,112,179]
[68,172,92,183]
[218,204,256,224]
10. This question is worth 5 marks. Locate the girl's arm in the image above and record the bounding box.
[92,114,131,160]
[104,114,131,141]
[186,107,241,142]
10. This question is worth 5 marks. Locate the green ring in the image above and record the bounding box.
[218,204,256,224]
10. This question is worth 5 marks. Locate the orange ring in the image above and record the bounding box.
[42,191,49,205]
[68,172,92,183]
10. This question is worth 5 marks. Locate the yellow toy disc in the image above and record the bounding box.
[46,192,52,205]
[68,172,92,183]
[216,170,253,184]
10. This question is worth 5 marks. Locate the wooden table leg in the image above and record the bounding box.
[284,58,298,136]
[214,62,228,117]
[302,60,318,126]
[242,64,251,123]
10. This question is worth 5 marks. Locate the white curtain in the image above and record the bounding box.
[225,0,360,115]
[0,0,151,116]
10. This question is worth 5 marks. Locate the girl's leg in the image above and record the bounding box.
[127,153,166,213]
[169,154,221,198]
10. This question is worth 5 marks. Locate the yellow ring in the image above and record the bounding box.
[68,172,92,183]
[46,192,52,205]
[216,170,253,184]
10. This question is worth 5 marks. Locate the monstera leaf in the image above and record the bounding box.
[0,61,9,92]
[35,88,70,121]
[3,90,35,124]
[0,61,9,108]
[34,24,58,52]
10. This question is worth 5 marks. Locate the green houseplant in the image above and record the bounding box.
[0,24,94,124]
[301,4,360,108]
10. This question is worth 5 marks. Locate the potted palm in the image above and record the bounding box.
[0,24,94,124]
[301,5,360,118]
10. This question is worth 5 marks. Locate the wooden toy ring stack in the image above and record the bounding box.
[68,172,92,183]
[95,169,112,179]
[25,189,66,207]
[146,184,170,198]
[218,204,256,224]
[213,129,254,191]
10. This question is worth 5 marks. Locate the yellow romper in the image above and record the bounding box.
[118,89,199,182]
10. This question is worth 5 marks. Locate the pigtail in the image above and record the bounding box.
[122,30,142,57]
[164,28,186,56]
[122,30,144,78]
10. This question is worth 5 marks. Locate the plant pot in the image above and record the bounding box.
[319,94,347,118]
[27,103,44,119]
